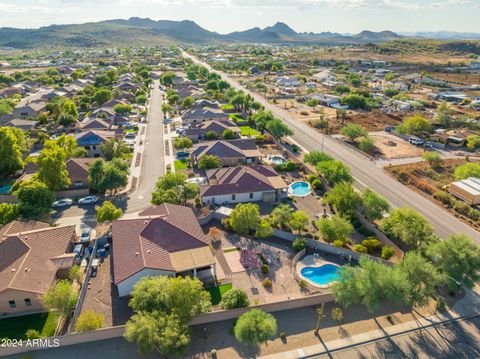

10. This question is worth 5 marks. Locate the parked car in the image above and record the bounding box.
[81,228,91,244]
[176,151,189,159]
[52,198,73,208]
[124,132,136,140]
[409,136,424,146]
[90,258,99,278]
[78,195,98,205]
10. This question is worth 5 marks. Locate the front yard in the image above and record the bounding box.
[239,125,261,137]
[174,159,188,171]
[0,312,59,339]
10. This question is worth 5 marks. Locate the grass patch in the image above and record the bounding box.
[206,283,233,305]
[223,247,240,253]
[239,126,261,137]
[229,113,244,122]
[0,312,59,339]
[174,159,188,171]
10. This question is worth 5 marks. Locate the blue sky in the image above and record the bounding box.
[0,0,479,33]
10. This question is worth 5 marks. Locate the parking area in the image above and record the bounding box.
[371,132,424,159]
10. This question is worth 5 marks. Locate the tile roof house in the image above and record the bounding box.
[191,139,261,167]
[182,108,229,125]
[0,222,76,315]
[112,204,216,297]
[184,120,240,142]
[5,119,38,131]
[80,117,111,130]
[75,130,120,157]
[201,165,288,205]
[12,100,47,119]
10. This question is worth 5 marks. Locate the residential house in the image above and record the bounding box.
[12,100,47,119]
[0,222,76,315]
[80,117,111,130]
[5,119,38,131]
[275,77,301,88]
[200,165,288,205]
[191,139,261,167]
[449,177,480,205]
[112,204,216,297]
[75,130,119,157]
[192,99,220,109]
[311,94,342,108]
[184,120,240,142]
[182,108,229,125]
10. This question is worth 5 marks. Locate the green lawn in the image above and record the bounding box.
[174,159,188,171]
[239,126,261,137]
[206,283,233,305]
[0,312,59,339]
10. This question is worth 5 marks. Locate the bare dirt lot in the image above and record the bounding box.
[371,133,424,159]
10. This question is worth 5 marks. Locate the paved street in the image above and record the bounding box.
[182,51,480,243]
[124,79,165,213]
[314,316,480,359]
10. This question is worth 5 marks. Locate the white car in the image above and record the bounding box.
[78,196,98,205]
[52,198,73,208]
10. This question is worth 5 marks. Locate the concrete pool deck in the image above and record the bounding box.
[296,255,341,289]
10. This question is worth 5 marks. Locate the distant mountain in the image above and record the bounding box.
[400,31,480,40]
[0,17,467,49]
[264,22,297,37]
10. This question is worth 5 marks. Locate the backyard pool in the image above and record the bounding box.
[266,155,286,165]
[288,181,312,197]
[0,185,12,195]
[300,264,340,286]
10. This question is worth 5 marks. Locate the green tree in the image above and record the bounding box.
[380,207,435,250]
[205,130,219,140]
[101,139,131,161]
[220,288,250,309]
[229,203,261,234]
[161,103,173,117]
[270,204,293,229]
[255,219,273,239]
[54,134,78,159]
[198,155,221,170]
[222,129,236,140]
[75,310,104,332]
[324,183,360,216]
[160,72,175,86]
[340,124,367,142]
[454,162,480,180]
[101,159,129,193]
[316,160,353,186]
[234,309,277,347]
[289,210,310,233]
[96,201,122,223]
[466,135,480,150]
[16,180,54,218]
[361,188,390,221]
[173,137,193,150]
[397,115,432,135]
[124,312,160,355]
[88,159,105,192]
[435,102,452,128]
[0,203,18,225]
[265,118,293,141]
[0,127,27,177]
[304,151,333,166]
[181,96,194,108]
[398,251,443,307]
[36,144,71,191]
[427,234,480,291]
[317,214,353,244]
[93,88,112,106]
[422,151,442,167]
[114,104,133,116]
[151,172,198,205]
[358,136,375,154]
[43,279,78,315]
[292,238,307,252]
[340,94,367,109]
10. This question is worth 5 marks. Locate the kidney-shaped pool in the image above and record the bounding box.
[300,263,340,287]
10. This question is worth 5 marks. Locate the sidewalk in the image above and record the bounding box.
[259,287,480,359]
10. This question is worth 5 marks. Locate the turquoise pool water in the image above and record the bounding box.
[289,181,311,197]
[0,185,12,195]
[301,264,340,285]
[270,156,286,165]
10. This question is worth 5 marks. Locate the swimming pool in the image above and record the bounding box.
[270,155,286,165]
[0,185,12,195]
[300,264,340,286]
[288,181,312,197]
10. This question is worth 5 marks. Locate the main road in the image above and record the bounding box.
[183,51,480,242]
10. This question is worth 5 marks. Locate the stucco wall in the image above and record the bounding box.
[0,288,44,315]
[202,191,265,205]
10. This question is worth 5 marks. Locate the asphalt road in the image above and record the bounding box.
[182,51,480,243]
[314,315,480,359]
[124,79,165,213]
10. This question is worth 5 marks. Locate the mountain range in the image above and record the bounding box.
[0,18,478,49]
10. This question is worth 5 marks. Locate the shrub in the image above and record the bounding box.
[274,163,286,172]
[298,279,306,288]
[262,278,272,287]
[285,161,296,172]
[307,174,319,183]
[279,331,286,340]
[361,237,382,253]
[453,201,471,216]
[25,329,42,339]
[261,264,270,274]
[292,238,307,252]
[311,179,322,190]
[353,244,368,253]
[433,190,455,206]
[220,288,250,309]
[333,239,345,247]
[331,307,344,322]
[357,226,374,237]
[381,246,396,260]
[359,136,375,154]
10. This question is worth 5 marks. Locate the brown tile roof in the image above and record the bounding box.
[201,165,287,197]
[0,220,50,237]
[192,139,261,160]
[0,224,76,294]
[112,204,212,284]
